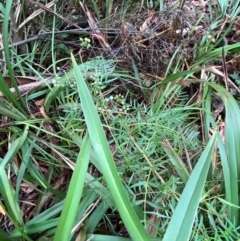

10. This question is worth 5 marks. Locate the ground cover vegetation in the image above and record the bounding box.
[0,0,240,240]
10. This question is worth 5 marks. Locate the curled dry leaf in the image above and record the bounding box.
[21,183,35,194]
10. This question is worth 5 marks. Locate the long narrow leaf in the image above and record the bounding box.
[0,127,28,226]
[162,137,189,184]
[163,132,217,241]
[206,82,240,225]
[0,100,26,120]
[53,134,91,241]
[0,228,12,241]
[71,54,151,241]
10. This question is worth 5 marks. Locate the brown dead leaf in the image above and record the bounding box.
[191,0,207,7]
[4,76,41,86]
[21,183,35,194]
[26,0,82,31]
[140,16,152,32]
[79,1,111,50]
[19,0,58,30]
[147,214,157,235]
[35,99,44,107]
[0,77,52,97]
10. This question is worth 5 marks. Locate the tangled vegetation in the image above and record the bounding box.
[0,0,240,240]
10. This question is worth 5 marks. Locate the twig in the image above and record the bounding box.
[0,29,90,52]
[27,0,83,30]
[0,79,52,97]
[0,28,121,52]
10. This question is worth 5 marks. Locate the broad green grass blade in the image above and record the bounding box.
[26,201,64,225]
[162,132,217,241]
[206,82,240,225]
[11,201,64,238]
[0,228,12,241]
[198,42,240,65]
[216,0,228,14]
[53,134,91,241]
[0,99,26,121]
[86,235,132,241]
[162,68,202,84]
[71,54,151,241]
[68,133,116,208]
[12,219,59,237]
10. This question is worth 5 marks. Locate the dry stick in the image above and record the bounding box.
[136,28,170,44]
[27,0,83,30]
[73,197,101,234]
[18,0,59,30]
[79,0,111,50]
[0,30,89,52]
[0,28,121,52]
[0,69,101,97]
[0,79,52,97]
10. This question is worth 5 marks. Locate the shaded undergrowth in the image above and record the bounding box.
[0,1,240,241]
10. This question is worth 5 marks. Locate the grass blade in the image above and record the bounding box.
[53,134,91,241]
[206,82,240,225]
[163,132,217,241]
[0,158,22,226]
[2,0,26,110]
[0,228,12,241]
[162,137,189,184]
[0,100,26,120]
[71,54,151,241]
[0,126,28,227]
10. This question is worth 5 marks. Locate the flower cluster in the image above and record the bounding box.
[80,37,91,49]
[52,77,76,88]
[99,94,130,113]
[90,74,106,94]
